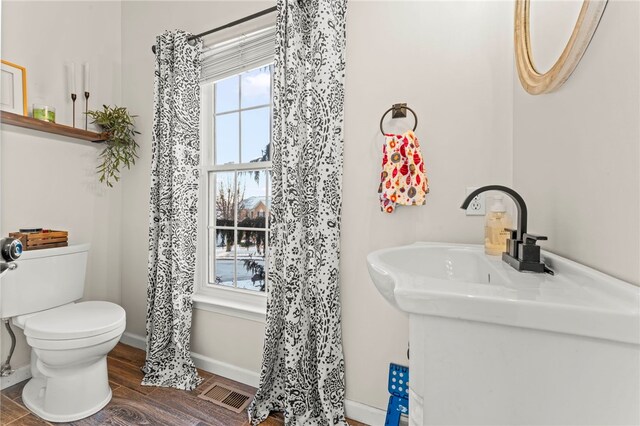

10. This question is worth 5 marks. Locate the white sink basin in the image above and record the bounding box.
[368,242,640,425]
[367,242,639,344]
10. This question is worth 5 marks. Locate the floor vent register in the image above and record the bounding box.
[198,381,253,414]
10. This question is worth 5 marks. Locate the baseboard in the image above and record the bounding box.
[0,364,32,390]
[190,351,260,388]
[120,331,386,425]
[121,331,261,387]
[345,399,387,425]
[120,331,146,351]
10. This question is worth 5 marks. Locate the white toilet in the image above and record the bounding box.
[0,244,126,422]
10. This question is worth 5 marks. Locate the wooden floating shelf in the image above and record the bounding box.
[0,111,107,143]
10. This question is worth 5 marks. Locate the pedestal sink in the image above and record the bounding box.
[367,242,640,426]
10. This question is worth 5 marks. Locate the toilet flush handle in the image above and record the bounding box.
[0,262,17,275]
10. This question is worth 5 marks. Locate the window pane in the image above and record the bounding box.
[237,170,267,227]
[213,172,236,225]
[213,229,235,288]
[241,107,270,163]
[215,75,239,113]
[241,66,271,108]
[215,113,239,165]
[236,230,266,292]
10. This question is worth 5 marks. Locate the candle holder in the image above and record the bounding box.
[84,91,90,130]
[71,93,77,128]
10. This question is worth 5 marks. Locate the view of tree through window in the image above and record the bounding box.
[206,65,273,293]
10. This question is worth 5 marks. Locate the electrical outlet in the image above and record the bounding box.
[465,187,485,216]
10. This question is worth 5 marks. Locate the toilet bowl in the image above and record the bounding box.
[0,244,127,422]
[13,301,126,422]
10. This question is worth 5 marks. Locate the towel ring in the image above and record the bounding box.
[380,103,418,136]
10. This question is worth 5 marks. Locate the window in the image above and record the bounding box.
[204,65,273,295]
[196,26,276,320]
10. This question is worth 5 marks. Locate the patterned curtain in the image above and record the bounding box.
[142,31,203,391]
[248,1,349,425]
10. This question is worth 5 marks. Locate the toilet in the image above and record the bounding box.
[0,244,126,422]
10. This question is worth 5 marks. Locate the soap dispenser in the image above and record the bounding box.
[484,195,512,256]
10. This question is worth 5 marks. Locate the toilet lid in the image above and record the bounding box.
[23,301,126,340]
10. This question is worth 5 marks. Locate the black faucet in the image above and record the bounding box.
[461,185,552,274]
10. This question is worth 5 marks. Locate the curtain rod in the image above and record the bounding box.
[151,6,277,54]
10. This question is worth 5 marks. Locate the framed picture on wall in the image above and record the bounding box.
[1,60,27,116]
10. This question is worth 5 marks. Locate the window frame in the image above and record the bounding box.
[195,64,274,323]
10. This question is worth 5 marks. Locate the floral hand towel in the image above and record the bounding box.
[379,130,429,213]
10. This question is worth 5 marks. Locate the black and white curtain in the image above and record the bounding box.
[248,1,349,425]
[142,31,203,391]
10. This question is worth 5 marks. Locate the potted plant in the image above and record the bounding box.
[87,105,140,187]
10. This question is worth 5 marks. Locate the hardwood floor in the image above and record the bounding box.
[0,343,368,426]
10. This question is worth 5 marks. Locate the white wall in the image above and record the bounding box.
[120,0,514,409]
[342,0,514,408]
[0,1,122,370]
[513,0,640,285]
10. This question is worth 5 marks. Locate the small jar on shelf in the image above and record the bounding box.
[32,104,56,123]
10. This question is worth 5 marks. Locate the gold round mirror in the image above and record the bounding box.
[515,0,608,95]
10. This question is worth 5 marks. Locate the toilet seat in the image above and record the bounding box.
[26,325,126,350]
[16,301,126,349]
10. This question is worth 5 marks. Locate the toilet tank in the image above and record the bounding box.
[0,244,89,319]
